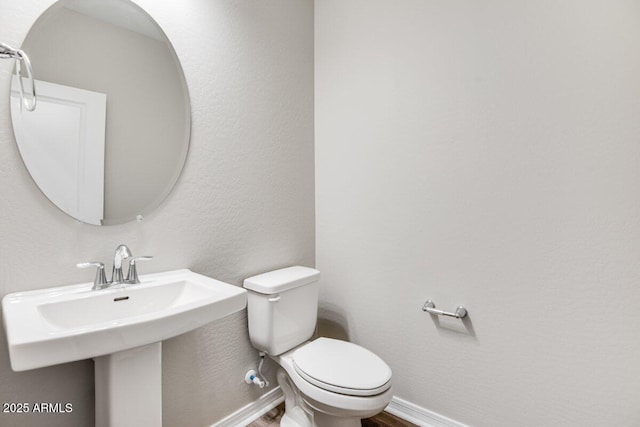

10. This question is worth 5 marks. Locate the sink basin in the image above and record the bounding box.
[2,269,247,371]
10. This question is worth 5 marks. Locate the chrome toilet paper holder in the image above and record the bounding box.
[422,300,468,319]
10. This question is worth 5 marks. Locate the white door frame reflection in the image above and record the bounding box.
[11,78,107,225]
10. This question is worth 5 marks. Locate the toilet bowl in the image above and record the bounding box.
[274,338,393,427]
[244,267,393,427]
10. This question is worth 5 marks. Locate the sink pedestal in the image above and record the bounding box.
[94,342,162,427]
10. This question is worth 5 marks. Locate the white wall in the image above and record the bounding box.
[315,1,640,426]
[0,1,314,426]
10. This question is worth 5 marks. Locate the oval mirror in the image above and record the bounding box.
[10,0,190,225]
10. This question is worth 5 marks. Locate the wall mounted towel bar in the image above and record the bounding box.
[0,42,36,111]
[422,300,467,319]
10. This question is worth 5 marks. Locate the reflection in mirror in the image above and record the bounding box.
[11,0,190,225]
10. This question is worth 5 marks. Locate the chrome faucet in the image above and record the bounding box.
[125,256,154,284]
[111,244,132,284]
[78,244,152,290]
[77,262,109,290]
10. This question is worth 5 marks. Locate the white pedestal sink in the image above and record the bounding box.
[2,269,247,427]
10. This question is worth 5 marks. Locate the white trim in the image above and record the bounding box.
[385,396,469,427]
[211,387,284,427]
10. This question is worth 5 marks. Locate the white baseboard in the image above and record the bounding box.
[385,396,469,427]
[211,386,284,427]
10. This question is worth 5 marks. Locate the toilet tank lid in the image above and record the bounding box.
[243,266,320,294]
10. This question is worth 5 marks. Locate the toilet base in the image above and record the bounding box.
[280,407,361,427]
[313,412,361,427]
[276,367,379,427]
[280,404,361,427]
[280,406,312,427]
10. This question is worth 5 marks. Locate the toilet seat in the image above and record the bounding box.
[292,338,392,397]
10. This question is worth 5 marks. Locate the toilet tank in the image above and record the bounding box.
[243,266,320,356]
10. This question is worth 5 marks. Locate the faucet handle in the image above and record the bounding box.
[125,256,153,284]
[77,262,109,290]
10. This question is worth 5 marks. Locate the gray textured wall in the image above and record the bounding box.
[316,0,640,426]
[0,0,314,426]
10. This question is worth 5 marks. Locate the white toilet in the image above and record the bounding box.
[244,266,393,427]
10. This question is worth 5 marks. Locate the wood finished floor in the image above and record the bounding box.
[248,403,417,427]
